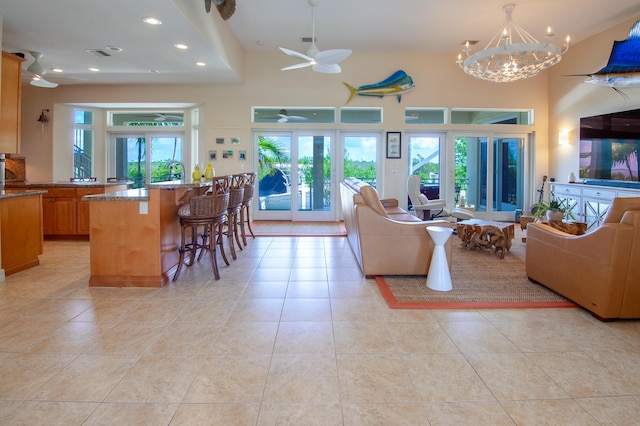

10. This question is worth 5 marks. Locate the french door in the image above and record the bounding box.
[254,130,336,221]
[453,133,527,221]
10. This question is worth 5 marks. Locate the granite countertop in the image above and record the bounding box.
[0,189,48,200]
[83,188,149,201]
[5,181,131,188]
[84,181,212,202]
[148,181,213,189]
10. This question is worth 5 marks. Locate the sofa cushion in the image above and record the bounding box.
[360,185,389,218]
[388,212,423,222]
[604,197,640,223]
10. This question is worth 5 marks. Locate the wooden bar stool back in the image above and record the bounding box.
[224,173,246,260]
[239,172,257,245]
[204,175,232,275]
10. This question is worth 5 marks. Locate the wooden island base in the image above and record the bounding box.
[87,184,209,287]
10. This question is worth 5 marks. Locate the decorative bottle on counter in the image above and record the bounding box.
[192,165,202,182]
[204,163,215,181]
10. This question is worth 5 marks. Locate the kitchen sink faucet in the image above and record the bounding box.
[165,160,186,182]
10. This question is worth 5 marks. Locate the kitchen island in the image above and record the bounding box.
[5,181,130,239]
[0,189,46,277]
[84,182,211,287]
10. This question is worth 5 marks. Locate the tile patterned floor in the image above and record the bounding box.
[1,234,640,425]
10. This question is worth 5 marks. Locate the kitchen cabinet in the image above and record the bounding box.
[0,191,44,276]
[0,52,25,153]
[5,182,129,239]
[42,188,76,236]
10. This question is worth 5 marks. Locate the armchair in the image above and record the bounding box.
[407,175,474,221]
[526,197,640,320]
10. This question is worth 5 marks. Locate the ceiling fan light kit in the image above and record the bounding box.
[279,0,351,74]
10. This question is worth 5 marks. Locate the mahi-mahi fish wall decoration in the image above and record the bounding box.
[343,70,415,104]
[575,19,640,97]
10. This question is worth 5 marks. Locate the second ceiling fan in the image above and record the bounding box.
[279,0,351,74]
[24,52,58,88]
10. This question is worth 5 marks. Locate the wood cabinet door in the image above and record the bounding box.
[0,52,24,153]
[43,197,76,235]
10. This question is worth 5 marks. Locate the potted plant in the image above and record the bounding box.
[531,193,575,222]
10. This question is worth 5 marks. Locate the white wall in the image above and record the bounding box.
[19,49,551,208]
[548,15,640,185]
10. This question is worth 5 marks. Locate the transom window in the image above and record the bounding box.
[252,107,335,124]
[451,109,533,125]
[110,112,184,126]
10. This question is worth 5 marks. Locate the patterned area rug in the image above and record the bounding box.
[251,221,347,236]
[377,230,576,309]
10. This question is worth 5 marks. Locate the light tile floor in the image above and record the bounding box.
[1,234,640,425]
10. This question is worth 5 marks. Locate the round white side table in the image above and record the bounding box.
[425,226,454,292]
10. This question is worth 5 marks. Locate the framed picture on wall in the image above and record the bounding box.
[386,132,401,159]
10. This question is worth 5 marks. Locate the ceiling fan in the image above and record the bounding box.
[279,0,351,74]
[154,113,184,122]
[23,52,58,88]
[272,109,308,123]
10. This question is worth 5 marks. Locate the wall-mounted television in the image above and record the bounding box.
[579,108,640,188]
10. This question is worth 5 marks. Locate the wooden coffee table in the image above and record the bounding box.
[456,219,515,259]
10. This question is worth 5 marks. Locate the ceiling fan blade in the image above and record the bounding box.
[313,63,341,73]
[279,47,313,62]
[282,62,313,71]
[315,49,352,65]
[30,78,58,88]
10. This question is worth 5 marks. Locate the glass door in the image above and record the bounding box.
[254,131,336,221]
[493,137,524,218]
[294,133,334,221]
[454,133,526,220]
[342,133,380,185]
[407,133,444,206]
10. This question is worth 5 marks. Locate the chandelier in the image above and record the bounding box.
[457,3,570,83]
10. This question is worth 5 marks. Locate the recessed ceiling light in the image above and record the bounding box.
[88,67,100,72]
[148,69,159,73]
[105,46,123,53]
[51,68,63,73]
[174,43,188,50]
[196,62,206,67]
[143,17,162,25]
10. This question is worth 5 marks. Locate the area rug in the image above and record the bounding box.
[376,231,576,309]
[251,221,347,236]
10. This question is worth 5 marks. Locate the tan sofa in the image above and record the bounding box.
[526,197,640,320]
[340,178,455,277]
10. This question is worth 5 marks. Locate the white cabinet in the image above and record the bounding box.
[551,183,640,232]
[552,184,582,222]
[581,188,615,231]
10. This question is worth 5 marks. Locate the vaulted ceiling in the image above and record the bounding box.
[0,0,639,86]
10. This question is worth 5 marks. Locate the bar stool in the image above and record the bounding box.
[203,175,232,272]
[239,172,256,245]
[224,173,246,260]
[173,175,230,281]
